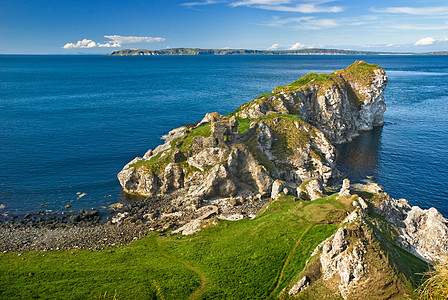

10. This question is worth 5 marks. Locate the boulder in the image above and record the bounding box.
[339,179,351,197]
[288,276,310,295]
[271,180,286,199]
[297,179,325,201]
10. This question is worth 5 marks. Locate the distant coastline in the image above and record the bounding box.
[110,48,448,56]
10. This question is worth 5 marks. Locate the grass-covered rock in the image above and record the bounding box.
[235,61,388,144]
[118,111,338,223]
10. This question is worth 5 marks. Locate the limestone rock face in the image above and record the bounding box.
[271,180,286,199]
[236,61,388,144]
[118,112,337,221]
[285,185,448,299]
[373,193,448,263]
[288,276,310,295]
[297,179,324,201]
[119,113,337,193]
[117,158,160,197]
[320,227,366,299]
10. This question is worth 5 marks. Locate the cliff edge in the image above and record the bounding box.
[235,60,388,144]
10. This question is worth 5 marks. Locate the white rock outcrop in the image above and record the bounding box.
[320,228,366,299]
[373,193,448,263]
[297,179,324,200]
[339,178,351,197]
[288,276,310,295]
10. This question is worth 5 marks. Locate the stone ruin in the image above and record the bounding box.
[193,113,240,150]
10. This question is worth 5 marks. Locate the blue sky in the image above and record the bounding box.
[1,0,448,54]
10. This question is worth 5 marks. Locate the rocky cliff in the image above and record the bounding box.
[118,61,386,220]
[285,181,448,300]
[235,60,387,143]
[118,112,337,219]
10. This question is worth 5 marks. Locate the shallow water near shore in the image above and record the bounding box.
[1,55,447,216]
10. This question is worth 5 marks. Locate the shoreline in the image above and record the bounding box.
[0,192,270,252]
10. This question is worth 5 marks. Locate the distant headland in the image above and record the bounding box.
[109,48,448,56]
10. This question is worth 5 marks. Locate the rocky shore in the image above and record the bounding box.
[0,191,269,251]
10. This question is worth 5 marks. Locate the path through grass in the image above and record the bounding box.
[0,194,352,299]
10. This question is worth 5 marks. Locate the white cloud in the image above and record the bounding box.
[267,42,308,50]
[268,43,280,50]
[63,39,97,49]
[231,0,343,13]
[97,42,121,48]
[182,0,220,6]
[414,37,435,46]
[413,37,448,46]
[63,35,165,49]
[267,16,338,30]
[371,6,448,16]
[289,42,305,50]
[180,0,343,13]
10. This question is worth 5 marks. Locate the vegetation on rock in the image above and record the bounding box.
[418,261,448,300]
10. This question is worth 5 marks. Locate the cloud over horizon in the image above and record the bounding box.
[230,0,343,13]
[63,35,165,49]
[63,39,98,49]
[414,37,448,46]
[267,42,307,50]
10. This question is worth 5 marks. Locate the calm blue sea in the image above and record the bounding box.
[0,55,447,216]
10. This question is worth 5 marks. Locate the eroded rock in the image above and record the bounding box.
[297,179,324,201]
[373,192,448,263]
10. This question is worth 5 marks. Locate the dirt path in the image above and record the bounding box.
[268,224,314,298]
[155,237,208,300]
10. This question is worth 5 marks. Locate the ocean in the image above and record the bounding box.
[1,55,447,216]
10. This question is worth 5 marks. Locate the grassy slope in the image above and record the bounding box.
[0,194,353,300]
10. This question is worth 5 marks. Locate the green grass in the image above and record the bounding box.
[258,114,316,160]
[129,123,212,174]
[257,92,275,100]
[0,236,200,300]
[0,194,354,300]
[418,261,448,300]
[235,117,251,134]
[337,60,379,87]
[273,72,340,93]
[130,148,172,173]
[178,123,211,153]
